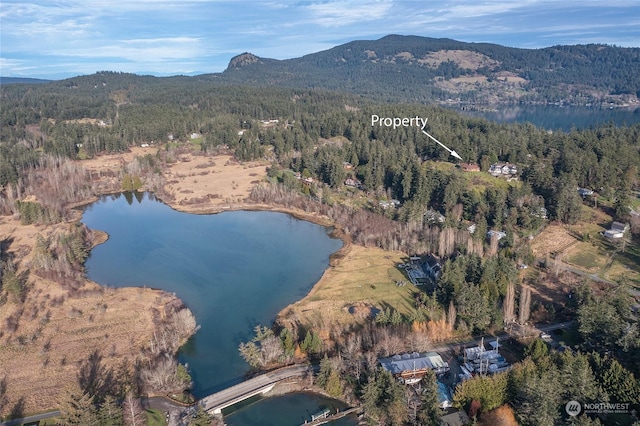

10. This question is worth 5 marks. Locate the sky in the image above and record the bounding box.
[1,0,639,79]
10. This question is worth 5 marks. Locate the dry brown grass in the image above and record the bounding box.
[162,153,267,213]
[530,224,578,258]
[0,146,267,416]
[419,50,500,70]
[277,245,418,332]
[0,216,181,417]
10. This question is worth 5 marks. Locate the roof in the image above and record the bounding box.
[441,411,470,426]
[460,163,480,171]
[379,352,448,374]
[487,230,507,240]
[611,222,629,232]
[604,229,624,238]
[425,254,441,268]
[437,381,452,407]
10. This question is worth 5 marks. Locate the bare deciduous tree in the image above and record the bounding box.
[519,285,531,324]
[447,300,457,331]
[123,393,146,426]
[504,282,516,325]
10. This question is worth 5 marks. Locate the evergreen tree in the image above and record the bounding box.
[325,370,343,398]
[188,405,212,426]
[591,354,640,405]
[362,368,408,426]
[418,370,440,425]
[122,174,133,191]
[300,330,322,355]
[58,386,100,426]
[317,355,333,389]
[523,338,549,363]
[97,395,123,426]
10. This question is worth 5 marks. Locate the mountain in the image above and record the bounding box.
[0,76,52,85]
[220,35,640,106]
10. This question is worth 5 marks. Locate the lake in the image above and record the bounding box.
[452,104,640,131]
[81,192,343,400]
[224,392,355,426]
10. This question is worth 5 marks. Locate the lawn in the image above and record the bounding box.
[146,408,167,426]
[277,245,424,330]
[565,243,607,271]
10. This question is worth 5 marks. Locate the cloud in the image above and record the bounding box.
[1,0,639,78]
[302,0,394,26]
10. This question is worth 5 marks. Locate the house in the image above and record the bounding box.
[344,178,362,188]
[424,209,446,224]
[578,188,594,197]
[379,352,450,384]
[423,254,442,281]
[487,230,507,241]
[604,222,629,239]
[190,132,201,139]
[459,163,480,172]
[379,199,401,209]
[611,222,630,233]
[489,163,505,176]
[489,162,518,177]
[343,162,354,170]
[531,207,548,219]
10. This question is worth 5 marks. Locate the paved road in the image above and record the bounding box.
[430,320,576,354]
[1,410,61,426]
[2,322,577,425]
[200,364,311,412]
[541,258,640,298]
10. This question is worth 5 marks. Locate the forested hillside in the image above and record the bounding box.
[220,35,640,105]
[2,57,640,426]
[1,72,638,231]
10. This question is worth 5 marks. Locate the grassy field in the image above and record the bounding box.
[531,203,640,288]
[277,245,425,331]
[565,243,607,271]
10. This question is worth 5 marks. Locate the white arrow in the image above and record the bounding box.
[421,125,463,161]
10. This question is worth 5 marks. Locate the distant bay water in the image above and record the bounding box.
[452,104,640,131]
[81,193,343,399]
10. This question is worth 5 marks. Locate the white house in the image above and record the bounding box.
[487,230,507,241]
[604,222,629,239]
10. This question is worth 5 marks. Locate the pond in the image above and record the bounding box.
[81,192,343,399]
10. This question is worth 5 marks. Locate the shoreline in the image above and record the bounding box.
[0,146,352,416]
[74,191,353,391]
[78,191,353,303]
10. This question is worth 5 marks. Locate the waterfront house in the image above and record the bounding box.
[379,352,450,384]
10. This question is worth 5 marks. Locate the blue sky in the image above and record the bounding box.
[1,0,639,79]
